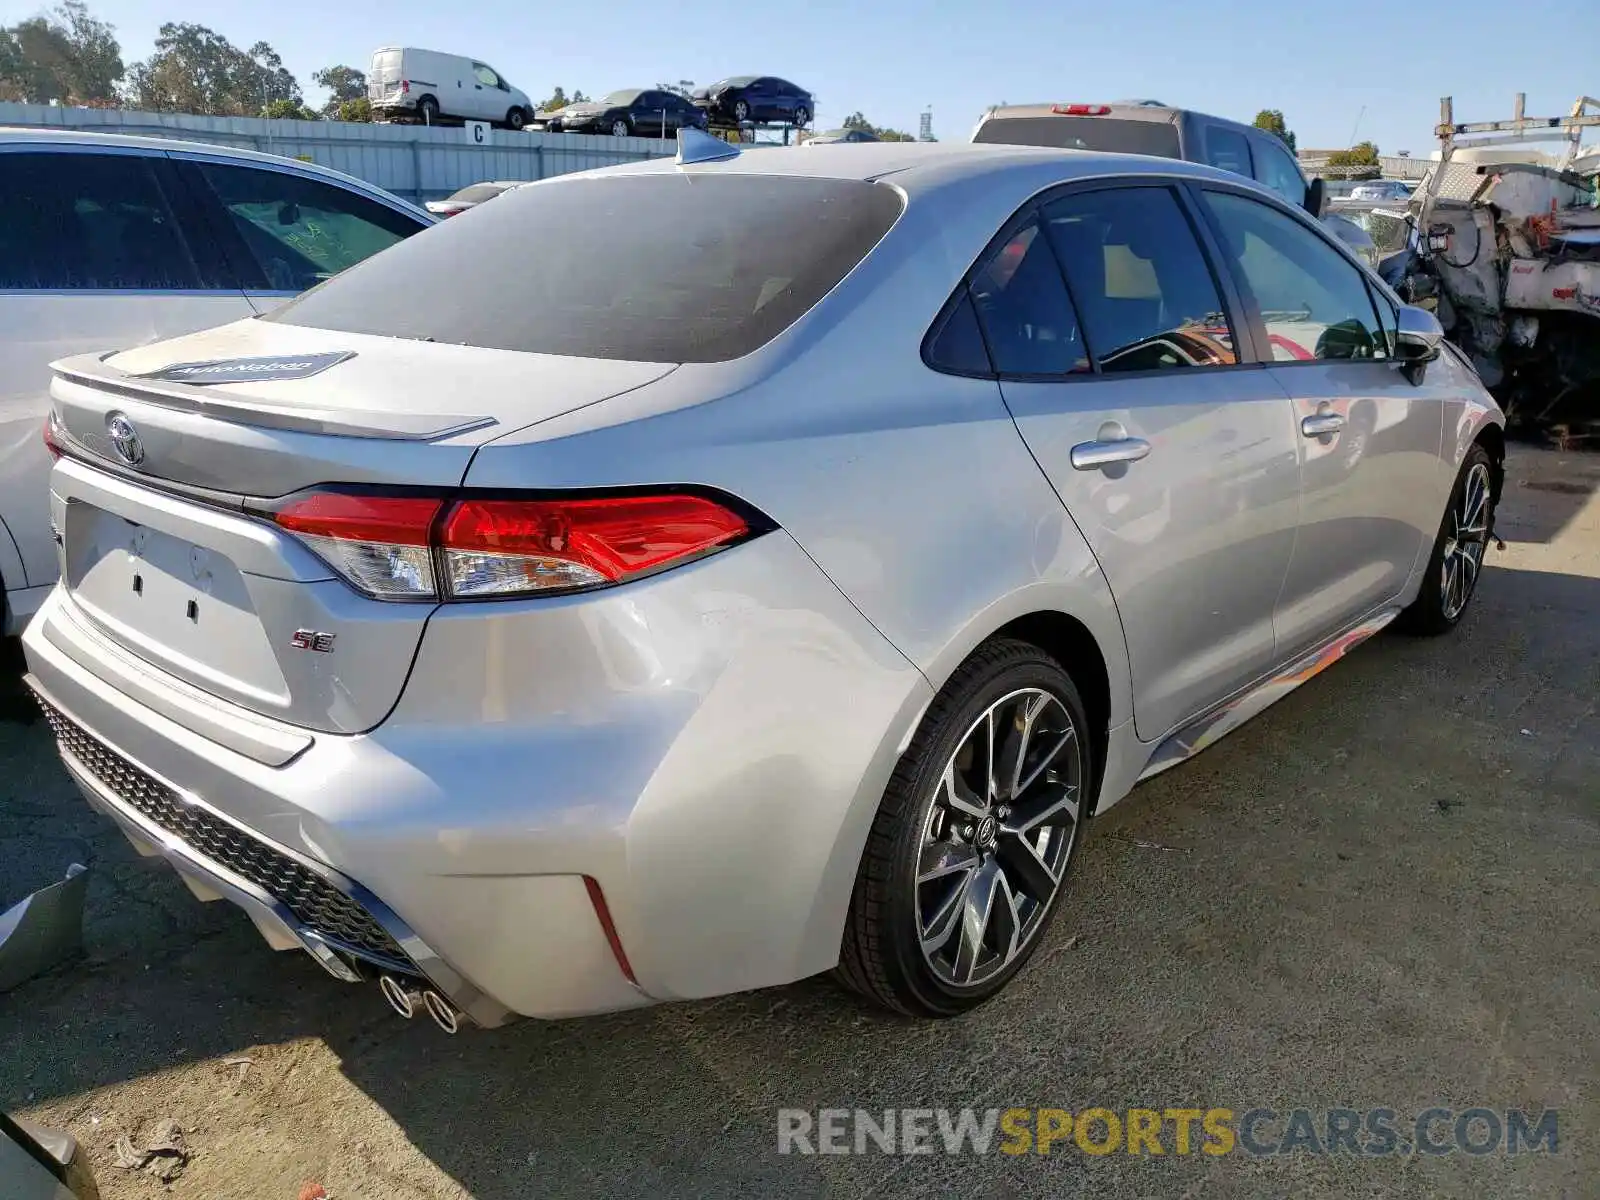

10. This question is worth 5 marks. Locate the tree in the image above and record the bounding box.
[536,85,589,112]
[1327,140,1380,166]
[334,97,371,123]
[841,111,915,141]
[655,80,695,100]
[124,23,303,117]
[261,97,316,120]
[311,63,366,119]
[0,1,122,104]
[1251,108,1296,154]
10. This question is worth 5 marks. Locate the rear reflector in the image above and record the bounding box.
[583,876,637,985]
[1051,104,1112,116]
[42,413,63,461]
[266,489,754,602]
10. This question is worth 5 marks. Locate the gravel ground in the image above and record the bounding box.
[2,445,1595,1199]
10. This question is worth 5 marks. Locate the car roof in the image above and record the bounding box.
[978,102,1259,138]
[569,139,1251,191]
[0,126,426,212]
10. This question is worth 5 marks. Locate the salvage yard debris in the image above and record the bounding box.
[112,1118,191,1181]
[1382,94,1600,440]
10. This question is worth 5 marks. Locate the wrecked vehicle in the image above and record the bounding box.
[1384,95,1600,440]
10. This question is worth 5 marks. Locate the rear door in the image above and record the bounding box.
[1193,184,1441,655]
[172,157,428,312]
[970,180,1301,740]
[0,146,253,597]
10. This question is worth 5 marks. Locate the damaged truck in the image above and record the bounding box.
[1377,95,1600,443]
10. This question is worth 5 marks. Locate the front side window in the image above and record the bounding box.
[1204,126,1253,178]
[1042,186,1237,373]
[473,64,501,89]
[269,174,904,362]
[0,151,200,290]
[1201,189,1389,362]
[967,217,1089,377]
[1254,139,1309,208]
[197,162,422,293]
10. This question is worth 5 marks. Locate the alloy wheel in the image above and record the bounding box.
[915,688,1082,988]
[1440,461,1491,620]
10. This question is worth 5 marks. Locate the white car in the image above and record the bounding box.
[1349,180,1414,203]
[368,47,536,131]
[0,129,433,634]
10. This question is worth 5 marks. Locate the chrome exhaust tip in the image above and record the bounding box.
[422,989,460,1034]
[379,973,422,1019]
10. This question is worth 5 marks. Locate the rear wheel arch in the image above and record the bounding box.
[1474,422,1506,512]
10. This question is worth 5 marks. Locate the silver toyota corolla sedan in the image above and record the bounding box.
[25,135,1504,1028]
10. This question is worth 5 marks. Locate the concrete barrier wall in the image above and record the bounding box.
[0,102,677,201]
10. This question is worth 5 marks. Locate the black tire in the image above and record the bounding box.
[732,99,750,123]
[417,96,440,125]
[505,106,527,131]
[793,105,810,128]
[610,117,632,137]
[1397,443,1495,636]
[837,638,1092,1017]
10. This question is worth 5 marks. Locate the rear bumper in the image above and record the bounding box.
[23,530,931,1020]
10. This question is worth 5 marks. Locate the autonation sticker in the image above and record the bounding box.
[135,351,356,384]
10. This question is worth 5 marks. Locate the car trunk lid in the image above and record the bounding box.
[48,319,675,734]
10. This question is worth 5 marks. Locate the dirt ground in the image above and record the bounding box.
[2,445,1595,1199]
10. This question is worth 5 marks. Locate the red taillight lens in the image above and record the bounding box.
[274,493,442,600]
[1051,103,1111,116]
[268,490,753,602]
[400,79,410,94]
[42,413,64,461]
[440,494,749,597]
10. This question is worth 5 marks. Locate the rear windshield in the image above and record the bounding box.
[268,174,905,362]
[974,115,1181,158]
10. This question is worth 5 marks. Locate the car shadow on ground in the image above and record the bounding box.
[2,558,1595,1198]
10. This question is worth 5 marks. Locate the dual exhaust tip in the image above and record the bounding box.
[379,973,461,1034]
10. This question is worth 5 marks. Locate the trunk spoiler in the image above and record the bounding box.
[51,352,497,443]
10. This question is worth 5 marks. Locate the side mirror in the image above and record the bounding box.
[1394,304,1443,363]
[1304,177,1326,218]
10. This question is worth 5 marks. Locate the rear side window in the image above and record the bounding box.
[1204,127,1253,178]
[1042,187,1237,373]
[973,116,1181,158]
[196,162,423,293]
[0,151,201,290]
[924,287,992,376]
[269,174,905,362]
[967,218,1089,377]
[1254,139,1309,208]
[1201,189,1389,362]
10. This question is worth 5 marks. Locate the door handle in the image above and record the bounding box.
[1070,437,1152,470]
[1301,412,1345,437]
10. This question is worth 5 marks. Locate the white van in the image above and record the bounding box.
[369,47,535,130]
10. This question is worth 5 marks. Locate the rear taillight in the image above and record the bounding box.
[43,412,64,461]
[1051,103,1111,116]
[400,79,410,94]
[266,490,755,602]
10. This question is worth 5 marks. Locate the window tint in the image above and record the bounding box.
[973,116,1181,158]
[269,174,904,362]
[1201,189,1388,362]
[1369,282,1400,357]
[0,151,201,290]
[1205,126,1252,178]
[1254,138,1308,208]
[967,217,1089,377]
[925,287,992,375]
[1042,187,1237,373]
[197,163,422,293]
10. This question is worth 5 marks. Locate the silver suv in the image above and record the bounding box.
[26,139,1503,1027]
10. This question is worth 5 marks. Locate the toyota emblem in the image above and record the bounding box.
[105,411,144,466]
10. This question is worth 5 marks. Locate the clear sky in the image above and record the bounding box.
[26,0,1600,152]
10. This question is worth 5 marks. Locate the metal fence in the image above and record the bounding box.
[0,102,677,201]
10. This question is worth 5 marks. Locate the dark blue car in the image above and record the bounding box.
[692,76,813,127]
